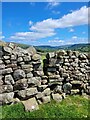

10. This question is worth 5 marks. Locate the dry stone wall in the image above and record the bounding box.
[0,43,90,110]
[43,50,90,96]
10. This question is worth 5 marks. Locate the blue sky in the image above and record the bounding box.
[1,2,88,46]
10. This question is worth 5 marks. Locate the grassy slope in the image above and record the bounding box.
[0,95,90,119]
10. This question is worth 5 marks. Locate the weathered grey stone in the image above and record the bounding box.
[22,97,39,112]
[46,52,55,59]
[52,93,62,102]
[5,60,11,64]
[37,100,42,105]
[49,78,63,83]
[11,98,20,105]
[41,79,48,85]
[71,81,83,85]
[21,64,33,69]
[34,71,44,77]
[67,50,73,56]
[23,56,31,62]
[8,43,15,49]
[41,76,48,79]
[6,63,17,69]
[47,67,56,72]
[63,83,72,94]
[48,58,57,66]
[3,46,12,54]
[0,79,3,85]
[42,96,50,103]
[74,58,79,63]
[0,51,3,57]
[80,68,86,74]
[79,53,87,60]
[71,62,78,67]
[28,77,41,86]
[0,92,14,105]
[32,60,41,65]
[61,73,69,78]
[17,88,38,99]
[3,55,10,60]
[79,63,85,68]
[69,58,73,62]
[36,92,43,99]
[33,64,42,71]
[13,47,28,56]
[0,60,3,64]
[54,85,62,94]
[17,53,25,57]
[42,88,51,96]
[26,46,37,55]
[5,74,15,85]
[32,54,41,61]
[11,55,17,60]
[26,72,33,78]
[73,51,79,57]
[0,64,5,70]
[14,79,28,90]
[13,69,26,81]
[57,50,67,56]
[86,86,90,95]
[0,85,13,93]
[17,57,23,62]
[18,62,25,65]
[70,55,76,59]
[23,68,33,73]
[64,58,69,63]
[71,89,80,94]
[47,72,56,76]
[11,60,17,64]
[48,82,63,86]
[0,68,13,75]
[37,85,48,92]
[64,62,70,66]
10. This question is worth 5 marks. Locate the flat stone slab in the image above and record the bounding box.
[22,97,39,112]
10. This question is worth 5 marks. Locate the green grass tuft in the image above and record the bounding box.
[0,95,89,119]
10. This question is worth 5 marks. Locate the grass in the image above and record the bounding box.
[41,54,46,66]
[0,95,90,119]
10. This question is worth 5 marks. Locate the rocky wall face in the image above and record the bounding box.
[43,50,90,96]
[0,43,45,105]
[0,43,90,111]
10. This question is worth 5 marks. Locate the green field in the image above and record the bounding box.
[0,95,90,119]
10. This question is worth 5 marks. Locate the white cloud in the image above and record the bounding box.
[66,37,88,45]
[72,36,78,39]
[31,6,88,32]
[9,6,89,42]
[47,0,60,8]
[48,39,64,43]
[10,31,55,41]
[69,28,74,32]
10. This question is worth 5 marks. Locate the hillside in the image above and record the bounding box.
[35,43,90,53]
[0,41,90,53]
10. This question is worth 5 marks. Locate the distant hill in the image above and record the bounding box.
[0,41,90,53]
[35,43,90,53]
